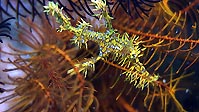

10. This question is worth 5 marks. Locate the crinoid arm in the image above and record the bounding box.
[0,17,15,43]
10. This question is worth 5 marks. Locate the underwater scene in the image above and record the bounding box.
[0,0,199,112]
